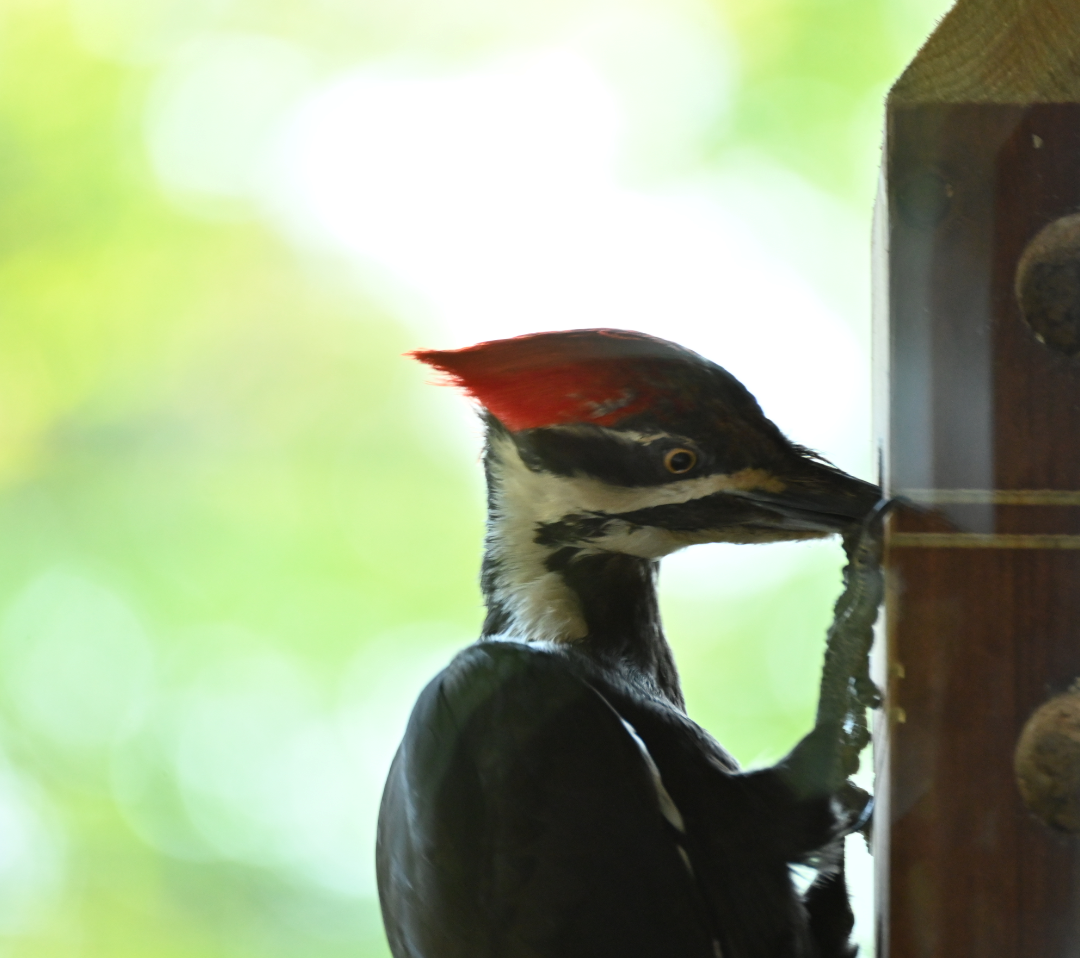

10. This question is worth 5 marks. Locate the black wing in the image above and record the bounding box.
[377,641,719,958]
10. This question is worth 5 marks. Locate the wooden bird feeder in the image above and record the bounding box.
[875,0,1080,954]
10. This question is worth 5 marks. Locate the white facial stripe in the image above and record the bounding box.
[490,432,784,521]
[586,519,829,560]
[485,433,810,642]
[607,428,676,445]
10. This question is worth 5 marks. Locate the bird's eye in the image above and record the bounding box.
[663,448,698,474]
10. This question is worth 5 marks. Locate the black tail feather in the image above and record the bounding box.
[804,852,858,958]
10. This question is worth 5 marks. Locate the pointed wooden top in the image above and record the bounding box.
[891,0,1080,104]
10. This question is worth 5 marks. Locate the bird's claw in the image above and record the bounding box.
[833,782,873,836]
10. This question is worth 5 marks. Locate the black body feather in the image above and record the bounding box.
[378,641,854,958]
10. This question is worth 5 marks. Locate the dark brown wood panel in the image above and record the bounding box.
[993,105,1080,490]
[884,546,1080,958]
[881,102,1080,958]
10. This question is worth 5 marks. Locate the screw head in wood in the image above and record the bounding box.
[1015,213,1080,358]
[1014,684,1080,834]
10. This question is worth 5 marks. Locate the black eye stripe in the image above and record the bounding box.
[614,493,774,531]
[513,425,745,486]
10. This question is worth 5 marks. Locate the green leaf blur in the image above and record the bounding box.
[0,0,948,955]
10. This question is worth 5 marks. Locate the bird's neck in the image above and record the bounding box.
[479,434,685,707]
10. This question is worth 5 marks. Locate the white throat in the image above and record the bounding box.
[485,434,590,644]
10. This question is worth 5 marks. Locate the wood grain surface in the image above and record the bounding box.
[892,0,1080,104]
[877,2,1080,955]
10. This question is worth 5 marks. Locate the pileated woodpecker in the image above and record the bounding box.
[378,329,880,958]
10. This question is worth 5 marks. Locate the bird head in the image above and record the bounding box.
[414,328,879,553]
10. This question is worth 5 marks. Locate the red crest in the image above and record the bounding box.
[410,329,694,431]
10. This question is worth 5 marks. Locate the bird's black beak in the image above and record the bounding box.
[614,457,881,548]
[732,455,882,537]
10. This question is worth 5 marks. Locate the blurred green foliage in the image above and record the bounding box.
[0,0,949,955]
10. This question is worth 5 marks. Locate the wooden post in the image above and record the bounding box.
[875,2,1080,956]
